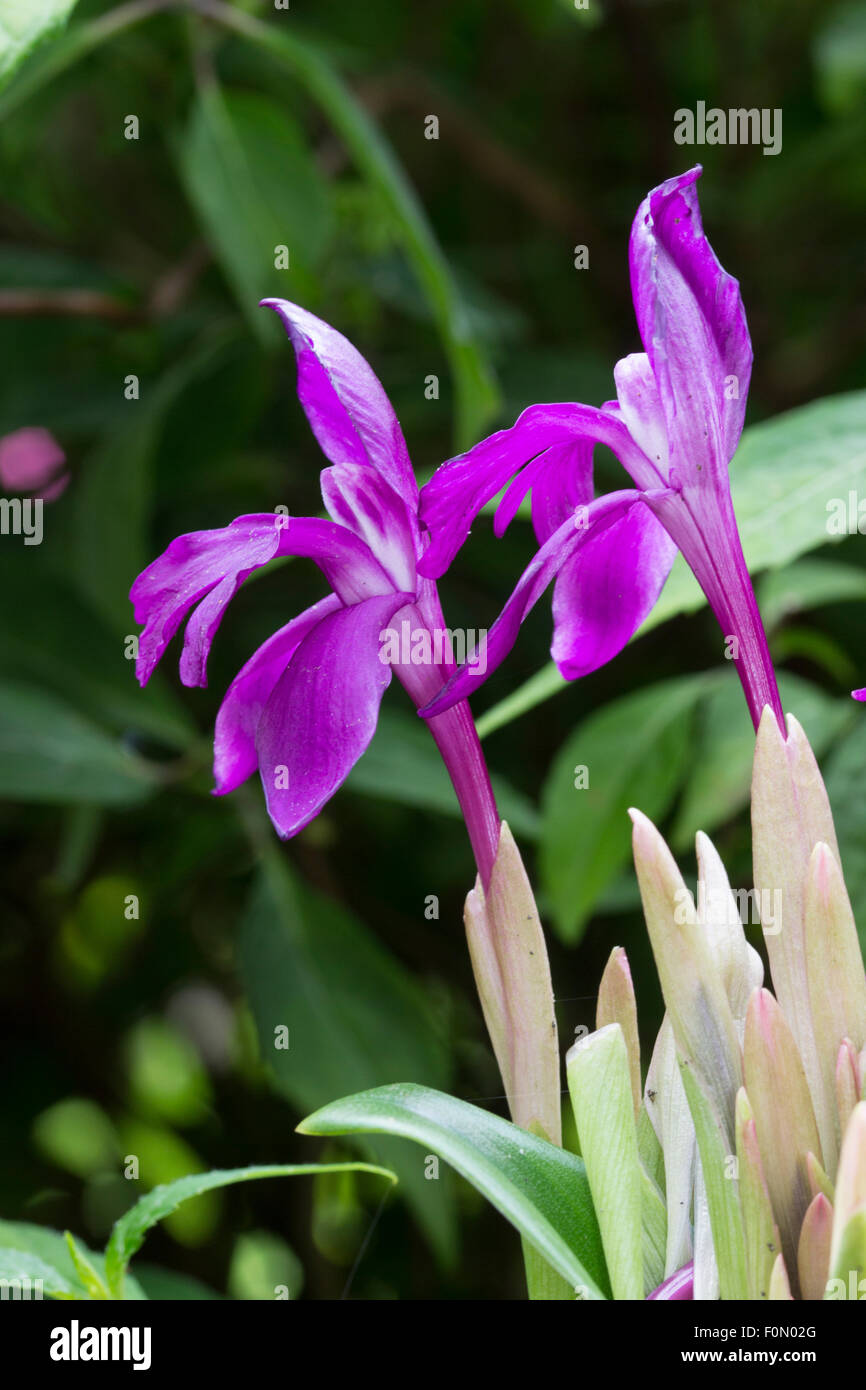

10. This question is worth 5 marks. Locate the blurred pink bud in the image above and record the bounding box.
[0,427,68,500]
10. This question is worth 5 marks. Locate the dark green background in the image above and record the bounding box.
[1,0,865,1298]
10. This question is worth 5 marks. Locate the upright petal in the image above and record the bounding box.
[213,593,342,795]
[256,590,413,837]
[320,462,416,592]
[261,298,417,511]
[131,513,392,688]
[418,403,660,580]
[629,166,752,485]
[420,489,672,717]
[551,502,676,680]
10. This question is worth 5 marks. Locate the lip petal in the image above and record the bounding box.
[256,589,413,838]
[213,592,343,796]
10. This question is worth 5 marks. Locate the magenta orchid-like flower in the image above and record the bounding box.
[130,301,498,874]
[417,166,784,732]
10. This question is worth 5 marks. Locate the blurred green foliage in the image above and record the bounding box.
[2,0,866,1299]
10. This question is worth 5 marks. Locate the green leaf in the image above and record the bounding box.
[208,5,499,448]
[0,566,195,751]
[345,710,539,839]
[679,1065,749,1300]
[176,85,332,339]
[0,1221,145,1301]
[0,1247,76,1300]
[672,672,852,850]
[566,1025,644,1298]
[65,1231,109,1300]
[0,0,78,91]
[299,1082,610,1298]
[238,849,457,1265]
[73,333,237,633]
[0,679,161,805]
[539,676,706,942]
[477,391,866,734]
[757,558,866,632]
[104,1161,395,1298]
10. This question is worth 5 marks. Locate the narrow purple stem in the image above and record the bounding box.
[392,593,500,888]
[425,699,500,888]
[647,1263,694,1300]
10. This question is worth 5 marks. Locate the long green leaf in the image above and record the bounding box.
[539,675,705,942]
[237,839,457,1265]
[0,1247,76,1300]
[104,1162,395,1297]
[0,0,78,89]
[197,1,499,448]
[299,1082,610,1298]
[0,679,160,805]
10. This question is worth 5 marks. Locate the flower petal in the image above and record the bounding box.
[420,489,661,717]
[213,593,342,795]
[261,298,416,510]
[418,403,658,580]
[550,500,676,680]
[131,513,391,688]
[320,462,416,592]
[629,166,752,485]
[256,590,413,837]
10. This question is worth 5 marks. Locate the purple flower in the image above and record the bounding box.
[417,167,784,732]
[131,300,499,869]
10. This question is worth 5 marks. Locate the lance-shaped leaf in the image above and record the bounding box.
[736,1088,781,1300]
[299,1083,610,1298]
[104,1162,395,1298]
[743,988,822,1292]
[679,1062,749,1299]
[752,710,839,1163]
[640,1163,667,1296]
[807,1151,835,1204]
[693,1159,720,1300]
[829,1101,866,1282]
[768,1253,794,1300]
[596,946,641,1115]
[798,1193,833,1302]
[631,810,742,1145]
[804,841,866,1171]
[566,1024,643,1299]
[696,830,763,1036]
[837,1040,860,1139]
[0,1248,76,1301]
[645,1017,694,1276]
[464,822,561,1145]
[637,1103,665,1196]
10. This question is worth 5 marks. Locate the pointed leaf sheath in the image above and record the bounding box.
[751,709,840,1164]
[696,830,763,1036]
[645,1018,695,1277]
[797,1194,834,1302]
[768,1254,794,1300]
[567,1024,644,1299]
[736,1088,782,1301]
[631,810,742,1144]
[829,1102,866,1282]
[743,988,823,1292]
[837,1041,861,1139]
[596,947,641,1116]
[464,823,561,1145]
[804,842,866,1170]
